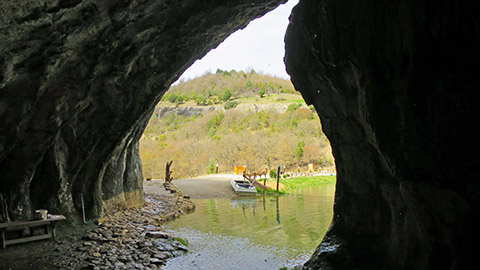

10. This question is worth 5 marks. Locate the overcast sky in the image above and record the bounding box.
[176,0,299,83]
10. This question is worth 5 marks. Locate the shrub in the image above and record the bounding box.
[259,89,265,98]
[163,93,178,103]
[287,103,302,112]
[224,100,238,110]
[195,96,207,106]
[269,170,277,179]
[222,88,232,101]
[174,95,184,106]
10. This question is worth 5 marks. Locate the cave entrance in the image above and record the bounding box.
[139,0,336,268]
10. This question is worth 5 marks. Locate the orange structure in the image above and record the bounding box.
[234,166,246,175]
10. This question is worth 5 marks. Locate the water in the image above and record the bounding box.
[163,184,335,270]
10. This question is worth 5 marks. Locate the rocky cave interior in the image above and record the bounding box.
[0,0,479,269]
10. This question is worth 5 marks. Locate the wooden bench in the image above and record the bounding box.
[0,215,66,249]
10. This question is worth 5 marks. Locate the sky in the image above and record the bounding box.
[176,0,299,83]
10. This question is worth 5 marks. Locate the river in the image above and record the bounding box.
[163,183,335,270]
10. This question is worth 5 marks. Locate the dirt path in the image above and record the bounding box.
[144,174,240,199]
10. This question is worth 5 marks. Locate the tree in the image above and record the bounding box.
[174,95,184,106]
[222,88,232,101]
[206,158,216,174]
[294,141,305,162]
[259,89,265,98]
[164,93,178,103]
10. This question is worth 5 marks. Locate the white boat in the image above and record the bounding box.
[230,178,257,196]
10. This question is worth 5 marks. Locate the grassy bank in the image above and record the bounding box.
[257,175,336,194]
[281,175,336,192]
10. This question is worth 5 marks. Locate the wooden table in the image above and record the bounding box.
[0,215,66,249]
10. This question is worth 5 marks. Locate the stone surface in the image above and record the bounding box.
[0,187,195,269]
[0,0,286,221]
[1,0,479,269]
[285,0,480,269]
[145,231,173,239]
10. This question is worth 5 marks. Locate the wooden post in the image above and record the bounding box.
[80,193,86,224]
[1,229,5,249]
[215,164,219,174]
[264,166,267,187]
[276,165,281,192]
[0,193,10,223]
[165,160,173,183]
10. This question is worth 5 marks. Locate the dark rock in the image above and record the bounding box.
[145,231,173,239]
[0,0,287,221]
[285,0,480,269]
[1,0,478,269]
[149,258,163,265]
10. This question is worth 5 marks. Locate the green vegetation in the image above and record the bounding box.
[163,69,297,107]
[205,158,216,174]
[255,176,336,195]
[140,70,334,179]
[280,176,336,192]
[174,237,189,247]
[255,185,286,195]
[223,100,238,110]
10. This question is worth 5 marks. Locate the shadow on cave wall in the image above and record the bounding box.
[0,0,479,269]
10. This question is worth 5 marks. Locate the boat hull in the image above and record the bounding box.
[230,179,257,196]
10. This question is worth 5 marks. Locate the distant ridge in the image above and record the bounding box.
[160,69,299,107]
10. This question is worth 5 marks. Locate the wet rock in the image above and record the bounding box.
[149,258,163,265]
[145,231,173,239]
[153,252,171,260]
[285,0,480,268]
[37,194,194,269]
[177,245,188,252]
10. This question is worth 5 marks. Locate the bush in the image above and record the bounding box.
[195,96,207,106]
[222,88,232,101]
[269,170,277,179]
[174,95,184,106]
[224,100,238,110]
[259,89,265,98]
[287,103,302,112]
[163,93,178,103]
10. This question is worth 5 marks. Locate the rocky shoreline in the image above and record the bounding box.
[0,182,195,270]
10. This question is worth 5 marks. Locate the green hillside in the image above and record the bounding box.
[160,69,299,107]
[140,70,334,179]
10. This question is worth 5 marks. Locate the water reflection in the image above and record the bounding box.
[164,184,335,270]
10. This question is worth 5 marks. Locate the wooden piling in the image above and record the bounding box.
[276,165,281,192]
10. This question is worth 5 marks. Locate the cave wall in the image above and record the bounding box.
[0,0,286,221]
[2,0,479,268]
[285,0,480,269]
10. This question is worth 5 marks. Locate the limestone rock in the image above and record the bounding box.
[285,0,480,269]
[0,0,286,221]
